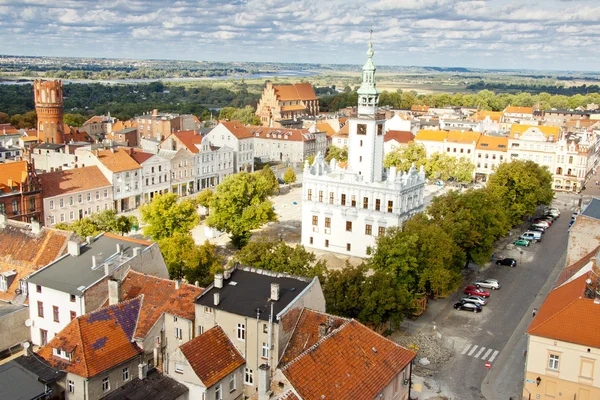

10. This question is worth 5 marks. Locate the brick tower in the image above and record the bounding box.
[34,79,64,144]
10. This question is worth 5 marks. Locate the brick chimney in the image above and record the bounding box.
[108,278,122,305]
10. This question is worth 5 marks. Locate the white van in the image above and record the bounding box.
[520,231,542,242]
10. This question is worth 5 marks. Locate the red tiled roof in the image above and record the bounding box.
[64,124,92,142]
[274,83,317,101]
[172,130,203,153]
[95,149,141,172]
[315,123,336,137]
[411,105,429,112]
[83,116,104,125]
[275,390,300,400]
[281,319,416,400]
[179,326,245,388]
[0,161,28,194]
[38,297,143,378]
[117,270,203,339]
[218,121,253,139]
[554,245,600,288]
[39,166,111,199]
[279,309,347,367]
[384,130,414,144]
[128,149,154,164]
[0,123,19,134]
[247,126,312,142]
[505,106,534,114]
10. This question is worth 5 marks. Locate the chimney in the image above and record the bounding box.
[108,278,122,305]
[31,219,41,234]
[86,235,94,244]
[223,269,231,280]
[116,243,123,254]
[270,283,280,302]
[104,263,110,276]
[194,281,199,287]
[258,364,271,400]
[214,273,223,289]
[152,109,158,117]
[318,323,328,340]
[0,214,6,227]
[138,363,148,380]
[133,247,142,257]
[175,279,181,290]
[67,240,80,257]
[214,292,220,306]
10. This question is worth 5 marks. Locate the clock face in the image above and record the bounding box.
[357,124,367,135]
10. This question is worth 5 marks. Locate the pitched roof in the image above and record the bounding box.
[273,83,317,101]
[411,105,429,112]
[95,149,141,172]
[218,121,253,139]
[39,166,111,199]
[509,125,560,141]
[117,270,204,339]
[247,126,313,142]
[415,130,448,142]
[281,319,416,400]
[0,161,28,194]
[333,124,349,137]
[505,106,534,114]
[170,130,203,153]
[111,121,136,132]
[476,135,509,151]
[446,130,481,144]
[384,130,414,144]
[279,309,347,367]
[83,116,105,125]
[128,149,154,165]
[179,326,245,388]
[315,123,336,137]
[38,297,143,378]
[275,390,300,400]
[102,369,188,400]
[474,110,504,122]
[554,245,600,289]
[581,198,600,220]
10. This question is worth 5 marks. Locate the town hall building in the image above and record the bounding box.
[301,37,426,258]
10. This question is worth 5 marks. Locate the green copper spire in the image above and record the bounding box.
[357,29,379,114]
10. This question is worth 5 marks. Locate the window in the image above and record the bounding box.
[175,327,183,340]
[104,189,108,198]
[69,211,74,221]
[40,329,47,345]
[548,354,560,370]
[102,377,110,392]
[375,199,381,211]
[12,200,18,215]
[70,294,76,302]
[96,191,100,200]
[49,200,54,210]
[70,311,76,321]
[263,323,268,334]
[325,217,331,228]
[351,196,356,207]
[175,363,184,374]
[198,325,204,335]
[37,301,44,318]
[377,124,383,135]
[123,367,130,381]
[312,216,318,226]
[365,224,372,235]
[346,243,351,251]
[204,306,212,314]
[262,342,269,359]
[237,323,245,341]
[87,193,91,202]
[378,226,386,236]
[0,202,5,215]
[244,368,254,385]
[357,124,367,135]
[359,156,362,162]
[69,196,73,206]
[325,239,329,248]
[341,194,346,206]
[78,194,82,203]
[388,201,393,212]
[215,384,222,400]
[30,197,37,211]
[363,197,368,209]
[53,306,59,322]
[309,236,313,244]
[68,380,75,393]
[229,374,236,392]
[346,221,352,232]
[307,189,312,201]
[318,191,323,202]
[329,192,334,204]
[36,285,42,293]
[59,198,64,208]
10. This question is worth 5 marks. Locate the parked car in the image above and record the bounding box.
[520,231,542,242]
[454,301,482,313]
[544,209,560,218]
[572,212,579,220]
[464,285,490,297]
[528,225,545,234]
[514,239,531,247]
[496,258,517,267]
[474,279,501,290]
[533,219,552,227]
[539,216,555,223]
[460,295,487,306]
[531,223,549,230]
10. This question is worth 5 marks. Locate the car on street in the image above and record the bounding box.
[539,216,555,223]
[460,295,488,306]
[544,207,560,217]
[528,225,545,234]
[531,222,549,230]
[533,219,551,227]
[496,258,517,267]
[454,301,482,313]
[514,239,531,247]
[473,279,501,290]
[464,285,490,297]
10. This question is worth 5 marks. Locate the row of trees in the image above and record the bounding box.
[54,209,138,238]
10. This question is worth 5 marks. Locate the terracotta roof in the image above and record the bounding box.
[275,390,300,400]
[555,245,600,288]
[21,136,39,142]
[179,326,245,388]
[247,126,313,142]
[333,124,349,137]
[279,309,347,367]
[116,270,203,339]
[111,121,136,132]
[38,297,143,378]
[281,319,416,400]
[509,124,560,141]
[218,121,253,139]
[446,130,481,144]
[316,123,336,137]
[171,130,203,154]
[23,129,38,137]
[95,149,141,172]
[128,149,154,164]
[474,110,504,122]
[64,125,92,142]
[274,83,317,101]
[0,124,19,134]
[505,106,534,114]
[527,271,600,348]
[0,223,74,302]
[411,105,429,112]
[0,161,28,194]
[476,135,508,151]
[83,116,105,125]
[415,130,448,142]
[384,130,414,144]
[39,166,111,199]
[281,105,307,112]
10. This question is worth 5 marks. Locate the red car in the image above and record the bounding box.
[464,285,490,298]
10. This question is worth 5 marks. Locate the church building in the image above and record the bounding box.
[256,82,319,127]
[301,37,426,258]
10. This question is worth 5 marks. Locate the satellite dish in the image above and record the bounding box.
[22,342,30,349]
[25,319,33,327]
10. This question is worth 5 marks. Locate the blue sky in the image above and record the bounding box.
[0,0,599,71]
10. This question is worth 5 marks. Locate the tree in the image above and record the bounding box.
[383,141,427,171]
[0,112,9,123]
[359,270,414,327]
[486,160,554,226]
[305,154,316,165]
[158,233,222,285]
[139,193,199,241]
[424,153,456,180]
[218,107,237,121]
[283,167,296,184]
[52,209,138,238]
[323,263,366,318]
[63,113,87,127]
[230,106,261,125]
[206,172,277,248]
[452,157,475,183]
[196,188,213,210]
[234,239,326,279]
[325,145,348,162]
[256,166,279,195]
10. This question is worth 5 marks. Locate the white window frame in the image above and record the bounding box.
[237,323,245,341]
[204,306,212,314]
[49,200,54,210]
[175,362,184,374]
[229,374,236,392]
[175,327,183,340]
[548,354,560,370]
[123,367,129,381]
[68,380,75,393]
[262,342,269,359]
[102,377,110,392]
[215,383,222,400]
[244,367,254,386]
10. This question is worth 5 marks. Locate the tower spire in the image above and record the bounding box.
[357,29,379,116]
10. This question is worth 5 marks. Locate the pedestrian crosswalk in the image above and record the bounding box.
[461,343,499,362]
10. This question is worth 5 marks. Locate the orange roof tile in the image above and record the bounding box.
[83,116,105,125]
[116,270,203,339]
[218,121,253,139]
[281,105,307,112]
[554,245,600,289]
[64,124,92,142]
[474,110,504,122]
[505,106,534,114]
[333,124,349,137]
[476,135,508,152]
[411,105,429,112]
[446,130,481,144]
[0,161,28,194]
[111,121,136,132]
[509,124,560,141]
[281,319,416,400]
[415,130,448,142]
[95,149,141,173]
[39,166,111,199]
[179,326,245,388]
[0,123,19,134]
[274,83,317,101]
[247,126,313,142]
[128,149,154,164]
[384,130,414,144]
[315,123,336,137]
[275,390,300,400]
[38,297,143,378]
[170,130,203,153]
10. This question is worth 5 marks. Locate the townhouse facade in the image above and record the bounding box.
[250,125,327,165]
[206,122,255,172]
[473,135,508,182]
[0,160,43,223]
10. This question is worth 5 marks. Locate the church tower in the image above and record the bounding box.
[347,32,385,183]
[34,80,65,144]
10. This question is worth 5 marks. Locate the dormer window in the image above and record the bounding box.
[0,276,6,292]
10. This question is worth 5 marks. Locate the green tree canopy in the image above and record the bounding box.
[139,193,199,241]
[283,167,296,184]
[255,166,279,195]
[383,141,427,171]
[63,113,88,127]
[325,145,348,162]
[196,188,214,210]
[52,209,138,238]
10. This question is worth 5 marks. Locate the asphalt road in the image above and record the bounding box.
[431,203,573,400]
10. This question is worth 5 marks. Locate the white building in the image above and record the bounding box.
[133,151,171,203]
[205,121,255,172]
[301,40,426,258]
[250,125,327,165]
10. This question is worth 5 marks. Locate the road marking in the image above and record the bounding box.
[468,345,478,356]
[461,344,471,355]
[489,350,499,362]
[482,348,493,360]
[474,347,485,358]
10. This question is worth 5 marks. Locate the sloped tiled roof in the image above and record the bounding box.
[384,130,414,144]
[446,130,481,144]
[474,110,504,122]
[247,126,312,142]
[218,121,253,139]
[0,161,28,194]
[415,130,448,142]
[476,135,508,151]
[170,130,203,153]
[333,124,349,137]
[411,105,429,112]
[316,123,336,137]
[39,166,111,199]
[505,106,534,114]
[179,326,245,388]
[274,83,317,101]
[38,297,143,378]
[554,246,600,288]
[117,270,204,339]
[0,124,19,134]
[83,116,105,125]
[275,390,300,400]
[509,125,560,141]
[128,149,154,165]
[95,149,141,172]
[281,319,416,400]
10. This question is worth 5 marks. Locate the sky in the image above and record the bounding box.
[0,0,599,71]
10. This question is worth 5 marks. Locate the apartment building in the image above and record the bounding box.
[250,125,327,165]
[206,121,255,172]
[473,135,508,182]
